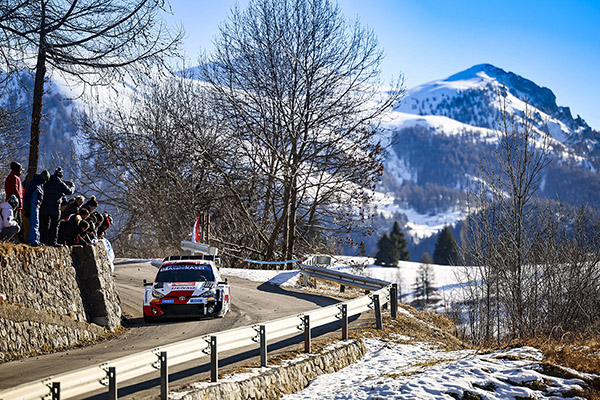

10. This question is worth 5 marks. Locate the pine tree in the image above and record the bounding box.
[374,233,396,266]
[390,221,410,261]
[374,221,410,266]
[433,225,460,265]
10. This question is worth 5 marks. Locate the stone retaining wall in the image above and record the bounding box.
[0,242,121,361]
[0,245,87,321]
[177,339,366,400]
[72,244,121,328]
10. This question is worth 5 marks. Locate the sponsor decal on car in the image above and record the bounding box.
[188,298,206,304]
[171,285,196,290]
[161,299,175,303]
[162,265,212,271]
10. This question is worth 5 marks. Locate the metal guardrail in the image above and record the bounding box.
[0,281,398,400]
[299,263,390,291]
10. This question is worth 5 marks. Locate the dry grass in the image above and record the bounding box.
[354,305,466,351]
[501,323,600,399]
[508,330,600,375]
[298,276,367,299]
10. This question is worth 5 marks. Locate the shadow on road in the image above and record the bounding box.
[256,282,340,307]
[114,259,152,266]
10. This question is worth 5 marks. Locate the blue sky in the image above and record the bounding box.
[168,0,600,129]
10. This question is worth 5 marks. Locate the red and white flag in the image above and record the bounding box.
[192,216,202,243]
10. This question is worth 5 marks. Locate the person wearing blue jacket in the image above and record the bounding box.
[40,167,75,246]
[23,170,50,246]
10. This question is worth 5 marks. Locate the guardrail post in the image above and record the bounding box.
[341,304,348,340]
[210,336,218,382]
[51,382,60,400]
[303,315,311,353]
[108,367,117,400]
[260,325,267,367]
[373,294,383,330]
[160,352,168,400]
[391,284,398,318]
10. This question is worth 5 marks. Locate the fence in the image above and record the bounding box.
[0,265,399,400]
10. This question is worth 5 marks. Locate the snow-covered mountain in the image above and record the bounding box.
[367,64,600,259]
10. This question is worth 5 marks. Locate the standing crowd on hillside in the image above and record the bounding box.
[0,161,112,247]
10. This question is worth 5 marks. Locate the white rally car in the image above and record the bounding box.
[143,256,230,322]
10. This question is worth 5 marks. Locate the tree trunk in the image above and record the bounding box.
[26,29,47,184]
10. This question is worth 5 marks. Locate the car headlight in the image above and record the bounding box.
[151,289,165,299]
[200,289,216,298]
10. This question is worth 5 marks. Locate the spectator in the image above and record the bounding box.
[67,219,89,246]
[4,162,25,240]
[60,195,85,220]
[89,211,104,227]
[79,221,98,246]
[40,167,75,246]
[0,195,21,242]
[59,208,90,245]
[80,195,98,214]
[97,213,113,237]
[23,170,50,246]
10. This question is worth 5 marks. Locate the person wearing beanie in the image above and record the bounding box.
[23,171,49,246]
[4,162,25,241]
[97,212,112,237]
[81,195,98,213]
[0,194,21,242]
[40,166,75,246]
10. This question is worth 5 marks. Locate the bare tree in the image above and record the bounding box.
[75,71,231,257]
[0,0,182,183]
[200,0,404,261]
[413,252,439,309]
[462,87,552,343]
[461,85,600,345]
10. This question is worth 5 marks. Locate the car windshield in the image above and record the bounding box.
[156,264,215,282]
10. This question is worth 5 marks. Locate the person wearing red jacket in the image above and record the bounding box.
[4,162,25,240]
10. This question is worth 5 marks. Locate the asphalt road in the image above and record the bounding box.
[0,259,344,398]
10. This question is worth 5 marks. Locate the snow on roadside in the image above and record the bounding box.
[281,339,590,400]
[220,268,300,287]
